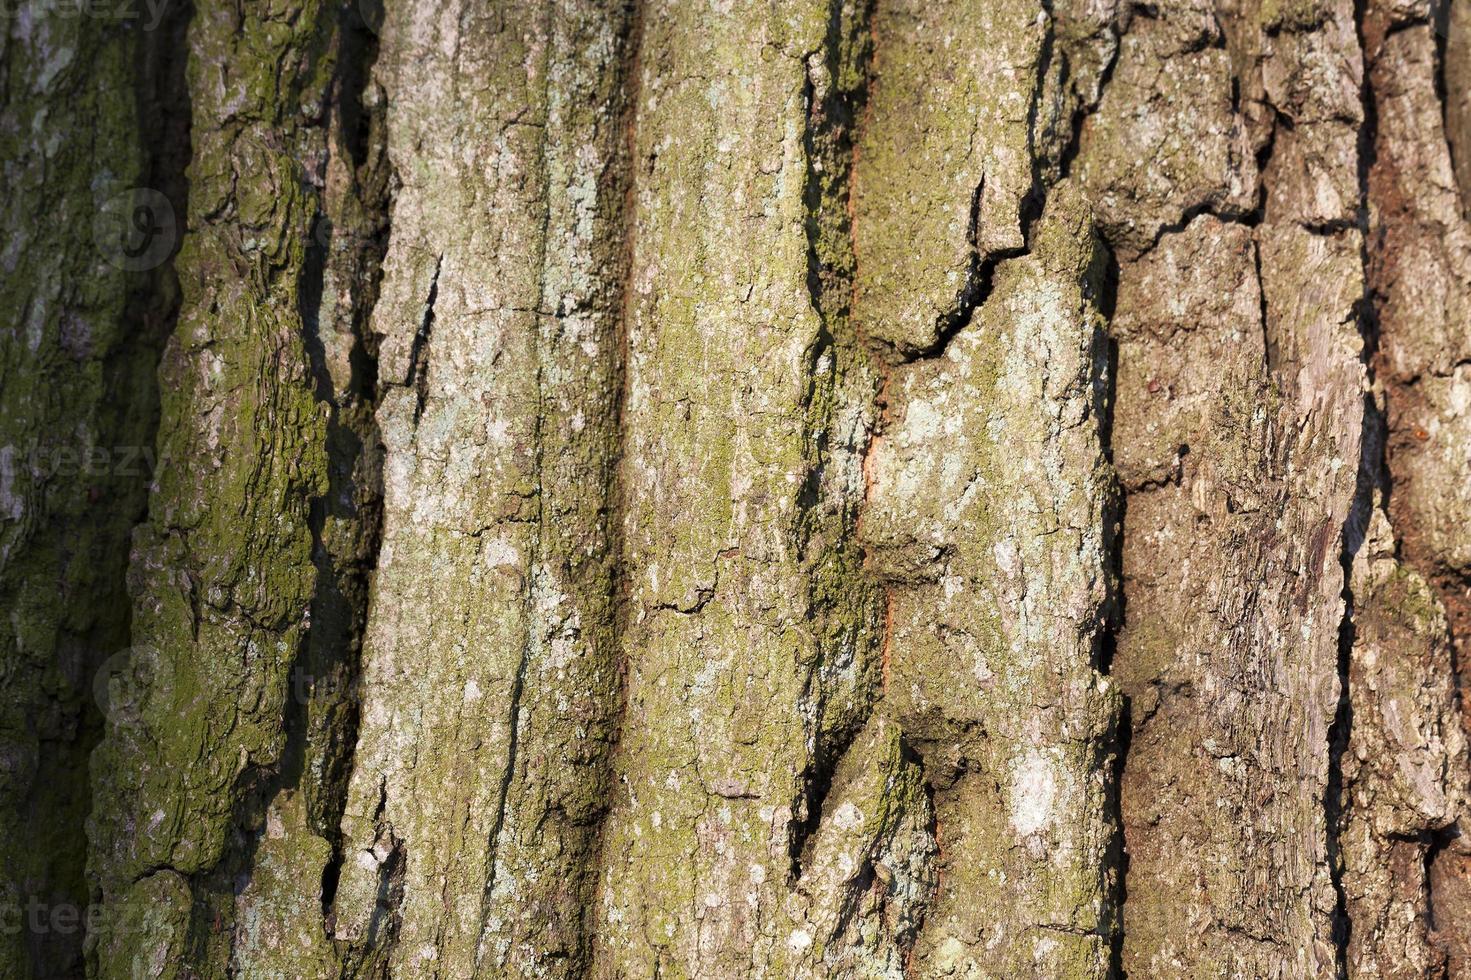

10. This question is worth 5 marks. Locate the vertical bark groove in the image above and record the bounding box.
[851,2,1124,974]
[1078,0,1372,971]
[329,2,636,974]
[87,0,343,970]
[227,7,392,974]
[594,4,937,974]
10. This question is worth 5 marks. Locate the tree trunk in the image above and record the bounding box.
[0,5,180,976]
[2,0,1469,977]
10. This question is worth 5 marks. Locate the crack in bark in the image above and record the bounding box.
[160,5,394,969]
[788,0,884,892]
[1359,0,1471,966]
[898,0,1056,366]
[585,0,645,957]
[406,255,442,426]
[1322,10,1384,968]
[303,3,392,929]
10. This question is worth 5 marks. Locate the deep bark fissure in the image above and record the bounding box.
[1095,254,1128,980]
[839,10,951,953]
[788,0,881,886]
[604,0,644,713]
[302,216,335,403]
[475,575,534,969]
[1327,0,1471,971]
[542,0,646,966]
[43,7,195,976]
[93,5,394,970]
[1322,9,1385,963]
[351,777,407,974]
[301,3,392,922]
[1057,36,1132,972]
[405,256,441,426]
[186,3,391,962]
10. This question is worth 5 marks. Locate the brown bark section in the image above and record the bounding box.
[1358,0,1471,972]
[1078,0,1375,972]
[1105,216,1365,976]
[1341,510,1467,979]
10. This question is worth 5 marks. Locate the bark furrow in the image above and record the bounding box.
[591,3,934,974]
[86,0,349,973]
[1353,0,1471,972]
[227,9,391,976]
[852,3,1124,974]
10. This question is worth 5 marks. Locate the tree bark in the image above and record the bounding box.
[0,6,179,976]
[1,0,1469,978]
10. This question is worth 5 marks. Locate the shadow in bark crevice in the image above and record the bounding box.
[64,3,194,976]
[177,2,393,966]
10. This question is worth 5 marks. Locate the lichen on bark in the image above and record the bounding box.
[327,1,635,975]
[86,0,340,974]
[850,3,1123,973]
[860,185,1120,978]
[0,8,163,978]
[591,2,927,975]
[1,0,1464,976]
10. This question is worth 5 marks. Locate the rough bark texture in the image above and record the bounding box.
[593,5,920,975]
[853,1,1123,972]
[84,1,372,976]
[329,2,633,975]
[2,0,1469,977]
[0,8,176,978]
[1357,0,1471,973]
